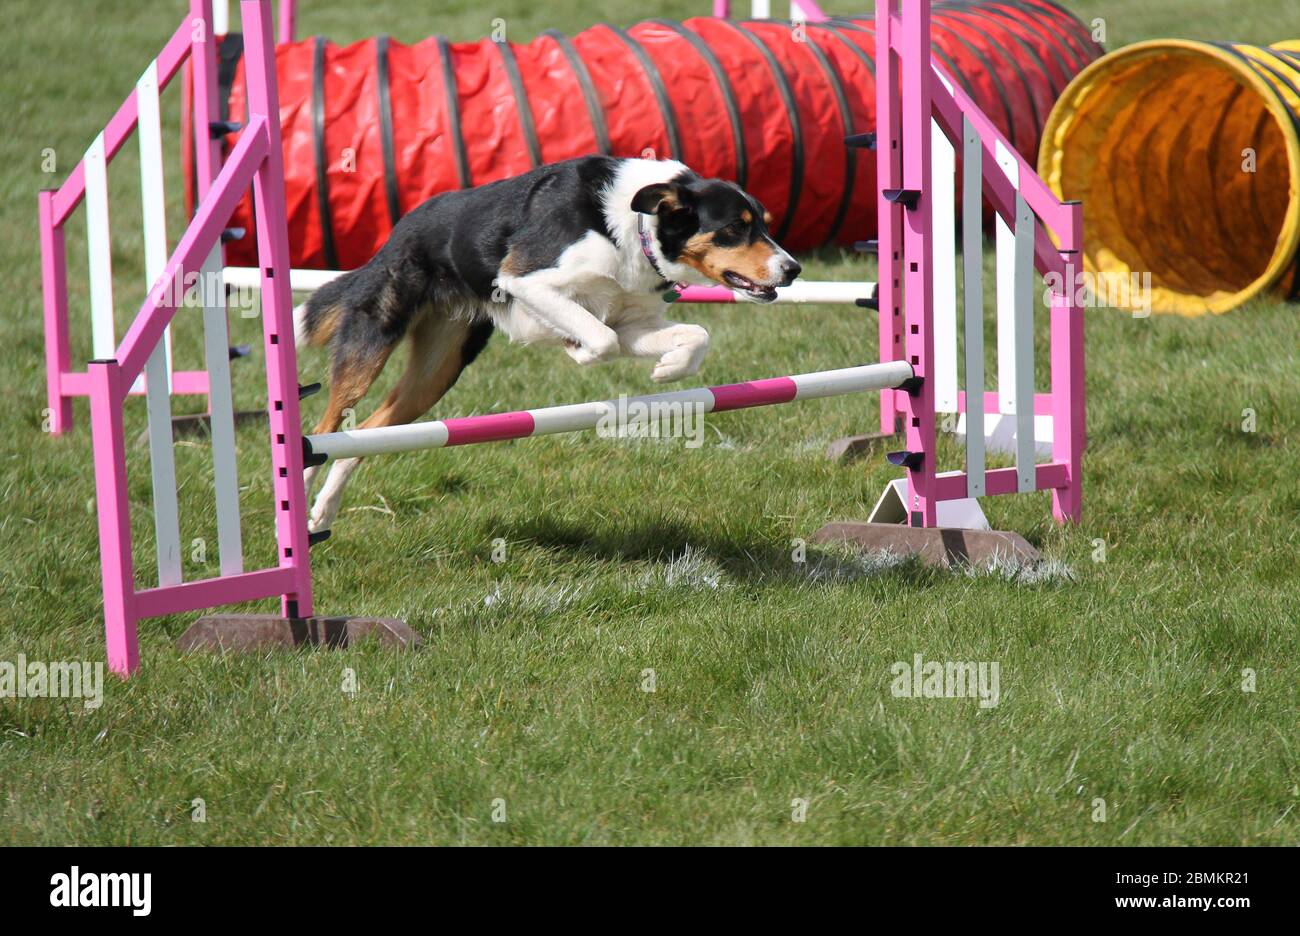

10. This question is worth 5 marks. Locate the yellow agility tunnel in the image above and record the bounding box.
[1039,39,1300,315]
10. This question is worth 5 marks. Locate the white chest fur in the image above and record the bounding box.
[494,230,662,345]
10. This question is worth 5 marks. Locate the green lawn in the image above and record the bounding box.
[1,0,1297,845]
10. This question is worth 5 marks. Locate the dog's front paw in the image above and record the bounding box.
[650,325,709,383]
[651,346,699,383]
[564,329,620,365]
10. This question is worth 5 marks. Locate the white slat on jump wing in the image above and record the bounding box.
[994,139,1019,421]
[931,118,958,415]
[961,116,986,499]
[1013,194,1037,492]
[85,132,115,361]
[137,59,173,390]
[137,60,183,587]
[213,0,230,36]
[143,344,182,585]
[201,247,244,575]
[751,0,771,19]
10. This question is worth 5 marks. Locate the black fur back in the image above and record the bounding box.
[300,155,624,352]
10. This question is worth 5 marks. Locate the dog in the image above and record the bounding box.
[295,156,801,531]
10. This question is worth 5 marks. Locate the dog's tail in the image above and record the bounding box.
[294,268,369,352]
[294,283,344,352]
[292,301,314,351]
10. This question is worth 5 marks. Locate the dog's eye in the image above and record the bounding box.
[724,221,748,236]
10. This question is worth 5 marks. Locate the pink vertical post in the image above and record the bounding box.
[243,0,314,618]
[39,190,73,435]
[192,0,223,230]
[1051,202,1085,523]
[278,0,296,43]
[712,0,730,18]
[899,0,937,527]
[875,3,901,437]
[88,360,140,676]
[191,0,224,414]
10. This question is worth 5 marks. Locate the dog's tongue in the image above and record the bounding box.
[723,272,779,303]
[724,272,778,302]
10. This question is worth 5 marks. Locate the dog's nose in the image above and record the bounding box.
[780,259,802,285]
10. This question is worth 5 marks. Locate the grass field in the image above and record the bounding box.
[2,0,1297,845]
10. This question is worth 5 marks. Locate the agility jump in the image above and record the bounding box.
[43,0,1097,449]
[39,0,1084,675]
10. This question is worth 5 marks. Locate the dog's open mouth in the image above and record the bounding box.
[723,271,778,303]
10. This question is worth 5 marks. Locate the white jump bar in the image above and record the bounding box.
[223,266,876,306]
[225,266,342,292]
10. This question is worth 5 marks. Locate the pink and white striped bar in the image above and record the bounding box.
[306,361,914,461]
[676,281,876,305]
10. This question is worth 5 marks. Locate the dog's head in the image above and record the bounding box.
[632,175,800,302]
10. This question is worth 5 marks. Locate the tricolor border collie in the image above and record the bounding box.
[295,156,801,531]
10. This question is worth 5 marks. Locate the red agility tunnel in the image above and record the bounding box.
[202,2,1102,270]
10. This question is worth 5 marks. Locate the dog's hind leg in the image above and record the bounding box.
[308,313,493,532]
[302,344,395,498]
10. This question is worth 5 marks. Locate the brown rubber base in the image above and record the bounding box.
[810,521,1040,567]
[176,614,420,654]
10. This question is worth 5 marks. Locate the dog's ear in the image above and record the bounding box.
[632,182,694,217]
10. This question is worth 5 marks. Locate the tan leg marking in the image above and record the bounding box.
[308,315,475,531]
